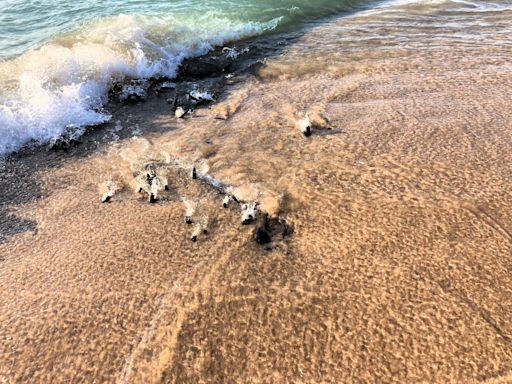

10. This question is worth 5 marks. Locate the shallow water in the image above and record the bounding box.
[4,0,502,156]
[0,0,379,156]
[1,0,512,382]
[0,0,374,59]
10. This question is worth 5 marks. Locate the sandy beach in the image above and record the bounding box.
[1,1,512,383]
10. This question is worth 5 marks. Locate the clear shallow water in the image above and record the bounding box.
[0,0,376,59]
[0,0,510,155]
[0,0,380,155]
[2,2,512,383]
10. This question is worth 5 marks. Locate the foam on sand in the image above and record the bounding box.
[0,13,281,156]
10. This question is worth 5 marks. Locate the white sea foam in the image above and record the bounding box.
[189,90,215,102]
[0,13,282,156]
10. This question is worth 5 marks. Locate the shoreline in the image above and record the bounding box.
[0,37,279,244]
[2,3,512,383]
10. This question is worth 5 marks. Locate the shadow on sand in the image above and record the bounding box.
[0,1,380,244]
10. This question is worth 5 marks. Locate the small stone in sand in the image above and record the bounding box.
[241,202,259,225]
[175,107,187,118]
[254,227,272,244]
[298,113,312,137]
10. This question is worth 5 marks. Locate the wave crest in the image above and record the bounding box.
[0,13,281,155]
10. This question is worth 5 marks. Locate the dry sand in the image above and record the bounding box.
[1,3,512,383]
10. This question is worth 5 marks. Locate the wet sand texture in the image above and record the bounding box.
[1,4,512,383]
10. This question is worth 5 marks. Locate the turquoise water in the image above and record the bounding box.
[0,0,372,59]
[0,0,509,155]
[0,0,378,155]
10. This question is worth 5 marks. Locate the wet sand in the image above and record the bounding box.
[2,3,512,383]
